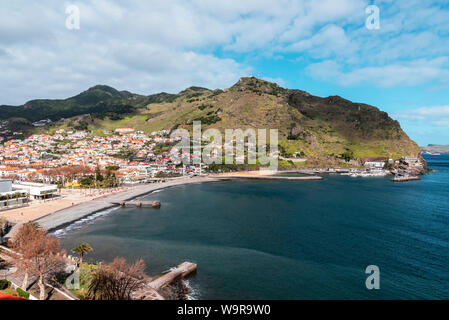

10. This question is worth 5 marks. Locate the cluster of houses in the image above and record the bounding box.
[0,123,424,192]
[0,128,205,186]
[359,157,390,169]
[359,156,422,170]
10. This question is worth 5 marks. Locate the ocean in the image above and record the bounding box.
[58,154,449,299]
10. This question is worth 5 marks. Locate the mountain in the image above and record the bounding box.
[0,77,420,161]
[0,85,144,123]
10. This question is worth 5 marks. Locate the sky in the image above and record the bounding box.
[1,0,449,145]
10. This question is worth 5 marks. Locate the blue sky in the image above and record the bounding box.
[1,0,449,145]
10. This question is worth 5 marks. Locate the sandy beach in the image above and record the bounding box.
[215,170,277,177]
[0,187,135,224]
[213,170,323,180]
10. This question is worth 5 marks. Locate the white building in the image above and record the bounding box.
[0,179,28,209]
[115,128,135,134]
[12,181,58,199]
[364,161,385,168]
[0,179,12,193]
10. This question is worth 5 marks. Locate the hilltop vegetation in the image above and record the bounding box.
[0,77,420,161]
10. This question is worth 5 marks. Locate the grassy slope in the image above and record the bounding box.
[19,78,419,160]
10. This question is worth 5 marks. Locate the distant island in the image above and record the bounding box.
[420,145,449,155]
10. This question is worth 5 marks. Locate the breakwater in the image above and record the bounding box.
[391,176,421,182]
[111,200,161,208]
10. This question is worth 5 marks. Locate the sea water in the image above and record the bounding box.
[59,154,449,299]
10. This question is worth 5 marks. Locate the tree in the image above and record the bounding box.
[384,161,394,170]
[10,223,41,290]
[341,150,354,162]
[87,257,146,300]
[72,243,93,264]
[95,166,104,182]
[10,223,66,299]
[28,232,65,300]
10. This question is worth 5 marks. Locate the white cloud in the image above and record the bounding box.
[279,0,366,42]
[0,0,258,105]
[285,24,357,58]
[393,106,449,127]
[1,0,449,105]
[306,58,449,87]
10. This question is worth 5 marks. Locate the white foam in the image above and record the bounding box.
[184,279,200,300]
[52,206,120,238]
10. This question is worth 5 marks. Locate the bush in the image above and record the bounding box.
[340,150,354,162]
[2,287,17,296]
[0,279,11,290]
[16,287,30,299]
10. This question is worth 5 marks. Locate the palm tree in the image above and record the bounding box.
[72,243,93,264]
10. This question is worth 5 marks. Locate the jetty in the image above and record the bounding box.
[148,262,197,291]
[391,176,421,182]
[111,200,161,208]
[133,261,197,300]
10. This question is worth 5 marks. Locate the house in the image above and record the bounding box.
[359,157,388,168]
[32,119,52,127]
[12,181,58,200]
[0,179,28,209]
[0,166,20,177]
[401,156,421,167]
[115,128,135,134]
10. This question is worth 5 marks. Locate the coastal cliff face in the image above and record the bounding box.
[140,77,421,162]
[0,77,421,164]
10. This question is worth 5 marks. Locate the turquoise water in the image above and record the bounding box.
[59,155,449,299]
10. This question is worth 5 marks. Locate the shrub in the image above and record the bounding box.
[192,115,221,125]
[16,287,30,299]
[0,279,11,290]
[2,287,17,296]
[198,104,213,110]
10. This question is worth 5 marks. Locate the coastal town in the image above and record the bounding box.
[0,128,203,183]
[0,127,428,300]
[0,128,209,300]
[2,0,449,308]
[0,126,427,217]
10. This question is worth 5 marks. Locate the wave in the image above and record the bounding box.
[52,206,120,238]
[161,266,199,300]
[184,279,200,300]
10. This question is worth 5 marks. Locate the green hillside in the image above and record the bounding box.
[0,77,420,161]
